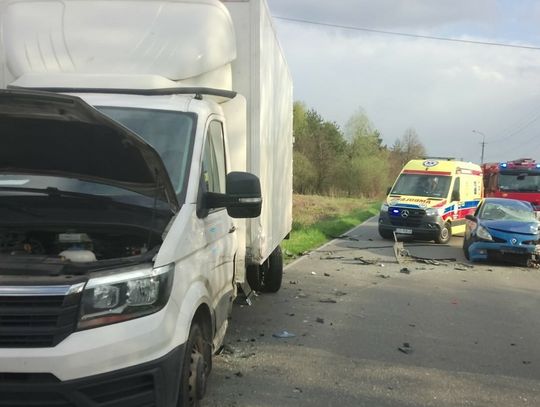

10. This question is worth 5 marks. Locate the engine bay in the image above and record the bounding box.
[0,227,159,263]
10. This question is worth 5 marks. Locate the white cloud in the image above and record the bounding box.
[273,19,540,163]
[268,0,498,30]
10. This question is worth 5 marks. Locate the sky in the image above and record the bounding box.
[266,0,540,164]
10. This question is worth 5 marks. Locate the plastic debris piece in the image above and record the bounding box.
[316,317,325,324]
[319,298,337,303]
[324,272,331,277]
[400,267,411,274]
[311,271,317,275]
[377,274,390,279]
[398,342,413,354]
[272,330,296,338]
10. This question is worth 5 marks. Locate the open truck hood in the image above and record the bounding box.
[0,89,178,211]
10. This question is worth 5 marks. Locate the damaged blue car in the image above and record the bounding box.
[463,198,540,265]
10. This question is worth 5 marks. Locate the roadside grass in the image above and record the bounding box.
[282,194,380,261]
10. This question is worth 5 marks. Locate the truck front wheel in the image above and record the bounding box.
[178,323,211,407]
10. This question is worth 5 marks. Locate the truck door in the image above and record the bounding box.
[201,119,236,333]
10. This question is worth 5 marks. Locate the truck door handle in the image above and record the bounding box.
[228,226,237,234]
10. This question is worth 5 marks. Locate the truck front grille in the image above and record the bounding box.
[0,287,82,348]
[388,207,425,227]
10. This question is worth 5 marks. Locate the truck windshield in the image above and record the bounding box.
[97,107,196,199]
[499,173,540,192]
[390,174,451,198]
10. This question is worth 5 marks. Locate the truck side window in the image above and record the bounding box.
[202,121,226,194]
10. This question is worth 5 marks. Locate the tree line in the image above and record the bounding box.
[293,102,426,197]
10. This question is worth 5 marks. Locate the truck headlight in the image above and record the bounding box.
[78,263,174,330]
[425,208,438,217]
[381,203,389,212]
[476,225,493,241]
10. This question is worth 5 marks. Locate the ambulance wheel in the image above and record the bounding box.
[435,222,451,244]
[260,245,283,293]
[378,227,394,240]
[179,323,211,407]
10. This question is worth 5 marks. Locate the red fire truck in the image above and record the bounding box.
[482,158,540,214]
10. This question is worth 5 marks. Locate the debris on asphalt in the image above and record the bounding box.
[522,360,532,365]
[331,234,360,241]
[377,274,390,279]
[380,263,385,267]
[353,257,378,265]
[287,313,295,316]
[510,343,516,346]
[316,317,325,324]
[456,262,474,269]
[321,255,345,260]
[319,298,337,303]
[293,387,303,393]
[454,266,468,271]
[311,271,317,275]
[400,267,411,274]
[234,371,243,377]
[398,342,413,354]
[324,272,331,277]
[409,324,416,328]
[272,330,296,338]
[289,280,298,285]
[333,290,347,296]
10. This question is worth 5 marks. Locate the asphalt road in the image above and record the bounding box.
[203,216,540,407]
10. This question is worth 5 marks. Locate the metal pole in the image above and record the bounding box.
[473,130,486,164]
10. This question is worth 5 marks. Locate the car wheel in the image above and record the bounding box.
[378,227,394,240]
[462,237,470,260]
[178,323,211,407]
[435,222,451,244]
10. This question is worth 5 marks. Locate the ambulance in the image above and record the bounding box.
[379,158,483,243]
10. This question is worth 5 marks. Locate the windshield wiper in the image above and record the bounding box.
[0,186,114,203]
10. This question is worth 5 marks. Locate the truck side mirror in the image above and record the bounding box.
[465,214,477,222]
[203,172,262,218]
[225,172,262,218]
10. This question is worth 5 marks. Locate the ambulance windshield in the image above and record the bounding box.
[391,174,451,198]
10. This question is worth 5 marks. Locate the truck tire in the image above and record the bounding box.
[378,227,394,240]
[260,245,283,293]
[246,264,263,292]
[178,323,211,407]
[435,222,451,244]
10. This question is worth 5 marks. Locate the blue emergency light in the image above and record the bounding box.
[500,162,508,168]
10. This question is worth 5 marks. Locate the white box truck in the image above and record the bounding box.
[0,0,293,406]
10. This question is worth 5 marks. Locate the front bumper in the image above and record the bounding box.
[378,211,445,240]
[0,344,185,407]
[468,241,538,263]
